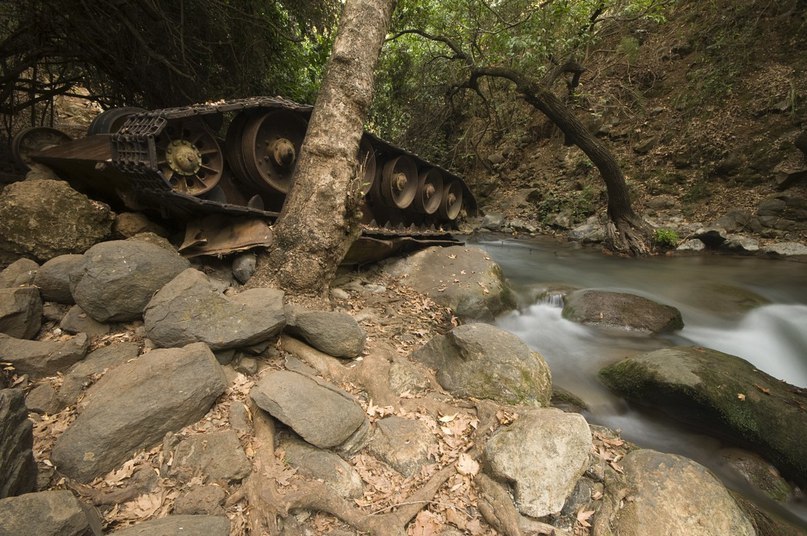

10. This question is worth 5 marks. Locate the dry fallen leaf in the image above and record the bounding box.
[737,393,746,401]
[456,453,480,476]
[576,508,595,528]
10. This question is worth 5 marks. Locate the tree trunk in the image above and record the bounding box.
[470,67,651,255]
[256,0,397,297]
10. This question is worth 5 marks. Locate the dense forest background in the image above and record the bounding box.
[2,0,805,243]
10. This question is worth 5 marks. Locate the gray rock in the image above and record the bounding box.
[0,286,42,339]
[25,383,60,414]
[0,179,114,262]
[388,359,431,396]
[110,515,229,536]
[382,245,516,320]
[411,323,552,406]
[60,305,110,337]
[674,282,768,319]
[723,234,759,253]
[281,436,364,498]
[0,333,89,379]
[368,416,436,477]
[250,370,367,449]
[173,485,226,516]
[483,409,592,517]
[71,240,190,322]
[716,210,762,234]
[796,130,807,155]
[600,449,754,536]
[144,268,285,350]
[0,389,36,498]
[676,238,706,252]
[718,448,794,502]
[693,226,728,248]
[481,212,505,231]
[762,241,807,256]
[34,255,85,304]
[757,194,807,231]
[599,346,807,487]
[0,490,102,536]
[51,342,227,482]
[168,430,251,483]
[330,288,350,301]
[646,195,676,210]
[232,253,257,284]
[42,302,70,322]
[0,258,39,288]
[286,309,365,358]
[569,222,605,243]
[57,342,140,406]
[228,402,251,435]
[562,289,683,333]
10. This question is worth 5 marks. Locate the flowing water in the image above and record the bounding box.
[475,236,807,526]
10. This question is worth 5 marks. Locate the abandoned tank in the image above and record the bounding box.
[11,97,477,260]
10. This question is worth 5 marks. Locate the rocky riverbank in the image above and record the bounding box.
[1,171,805,535]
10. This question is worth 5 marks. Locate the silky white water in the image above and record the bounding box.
[478,236,807,526]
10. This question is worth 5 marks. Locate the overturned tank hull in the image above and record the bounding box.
[17,97,477,260]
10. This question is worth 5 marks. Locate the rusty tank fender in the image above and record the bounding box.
[14,97,477,260]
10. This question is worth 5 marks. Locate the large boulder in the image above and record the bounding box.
[34,254,85,304]
[482,409,592,518]
[167,430,251,483]
[600,346,807,487]
[280,436,364,499]
[0,389,36,498]
[51,342,227,482]
[0,286,42,339]
[285,308,365,358]
[382,245,516,320]
[57,342,140,407]
[411,323,552,406]
[0,179,114,262]
[71,240,190,322]
[594,449,754,536]
[0,490,102,536]
[250,370,367,450]
[562,289,683,333]
[0,333,89,379]
[144,268,285,350]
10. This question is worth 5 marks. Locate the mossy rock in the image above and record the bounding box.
[562,289,683,333]
[600,346,807,487]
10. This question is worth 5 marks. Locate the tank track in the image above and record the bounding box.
[106,97,476,238]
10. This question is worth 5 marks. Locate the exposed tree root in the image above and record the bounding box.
[604,216,652,257]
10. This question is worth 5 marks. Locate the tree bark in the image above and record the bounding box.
[257,0,397,297]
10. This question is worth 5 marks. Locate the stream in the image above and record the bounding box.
[474,235,807,527]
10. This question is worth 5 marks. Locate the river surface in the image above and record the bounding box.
[475,236,807,526]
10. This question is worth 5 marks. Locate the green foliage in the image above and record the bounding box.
[652,228,679,248]
[372,0,676,165]
[618,36,642,65]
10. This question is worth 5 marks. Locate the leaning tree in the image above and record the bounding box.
[375,0,673,255]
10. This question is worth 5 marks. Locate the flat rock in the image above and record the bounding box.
[367,416,436,477]
[411,323,552,406]
[599,449,754,536]
[144,268,285,350]
[483,408,592,517]
[110,515,229,536]
[382,245,516,320]
[34,255,85,304]
[599,346,807,487]
[113,212,169,239]
[0,333,89,379]
[0,490,102,536]
[173,485,227,516]
[674,282,768,319]
[0,258,39,288]
[285,308,365,358]
[0,179,114,262]
[168,430,251,483]
[51,342,226,482]
[281,436,364,499]
[71,240,190,322]
[562,289,683,333]
[58,342,140,406]
[0,286,42,339]
[762,241,807,256]
[26,383,61,414]
[0,389,36,498]
[250,370,367,449]
[60,305,110,337]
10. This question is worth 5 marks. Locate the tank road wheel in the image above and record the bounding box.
[439,180,464,221]
[414,168,443,214]
[87,107,146,135]
[155,118,223,196]
[11,126,72,170]
[380,155,418,209]
[358,137,377,195]
[241,110,308,194]
[224,112,253,183]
